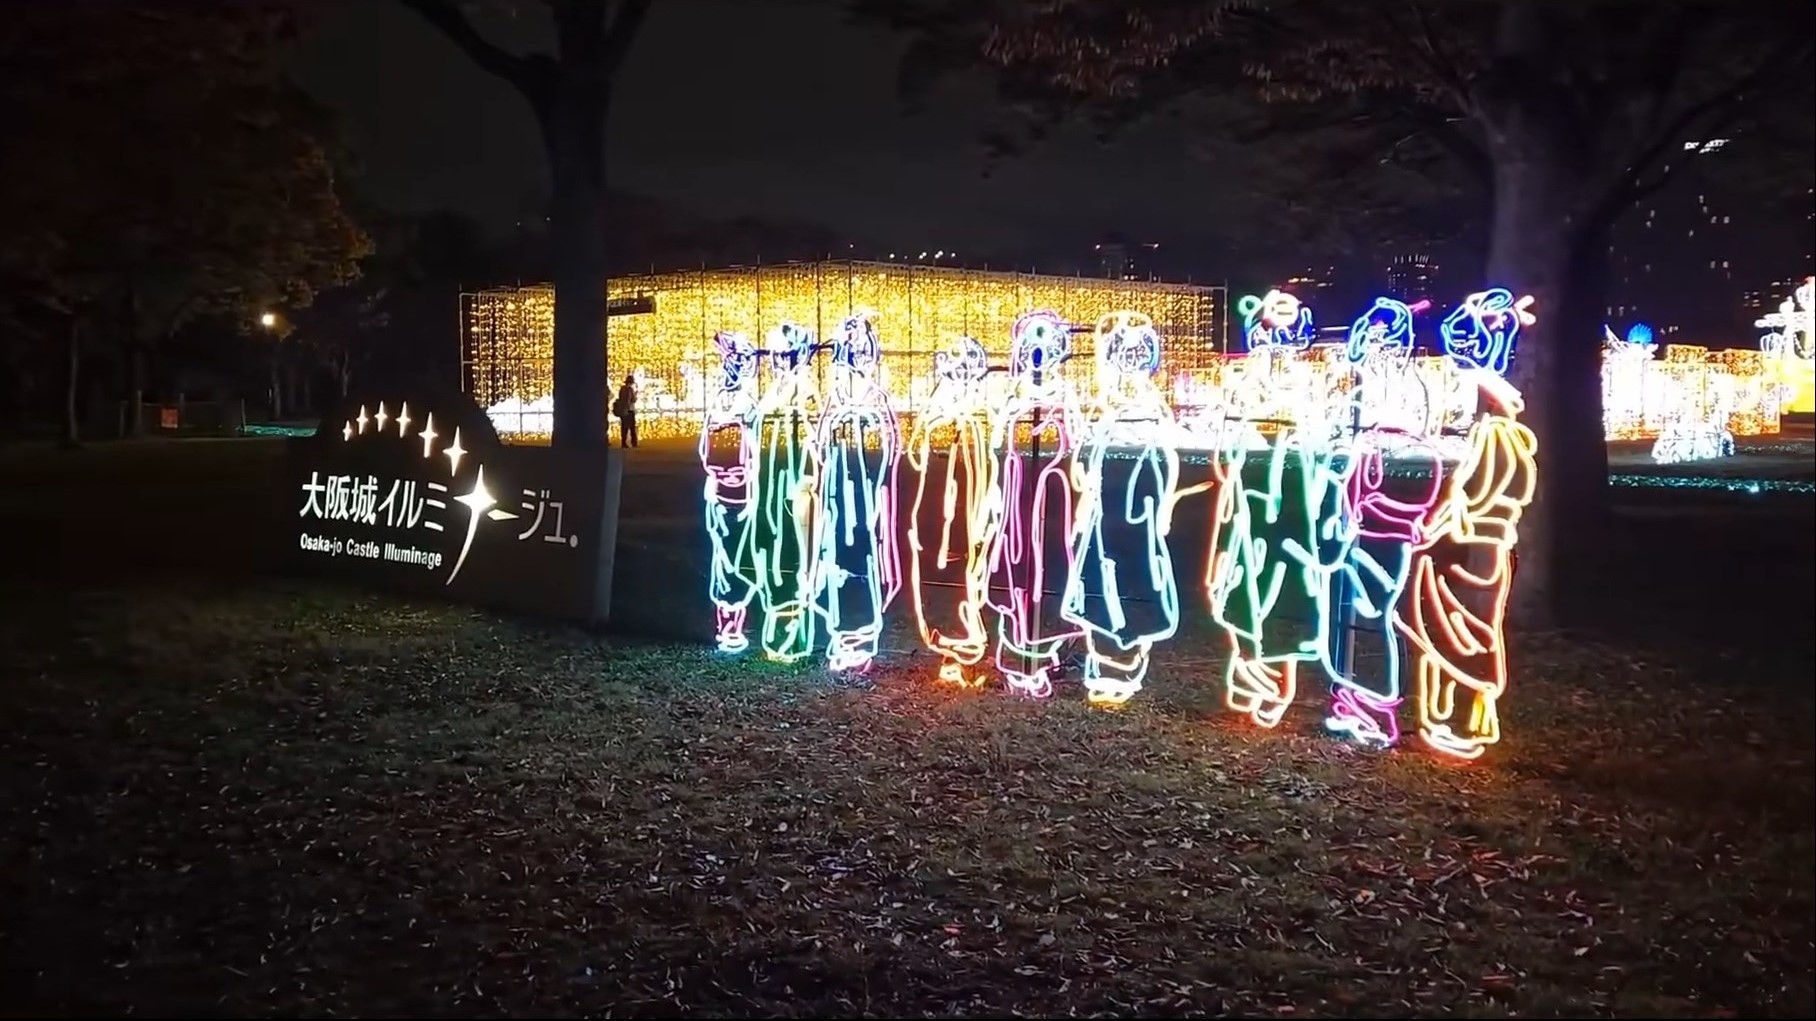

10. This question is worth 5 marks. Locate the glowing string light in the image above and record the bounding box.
[809,309,903,673]
[1756,276,1814,415]
[906,336,996,688]
[1061,312,1190,706]
[701,330,763,654]
[753,322,821,663]
[1391,294,1540,760]
[1207,422,1353,729]
[985,310,1084,698]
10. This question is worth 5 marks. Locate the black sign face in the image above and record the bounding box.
[607,295,655,317]
[283,391,622,623]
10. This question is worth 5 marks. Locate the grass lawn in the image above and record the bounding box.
[1,438,1812,1018]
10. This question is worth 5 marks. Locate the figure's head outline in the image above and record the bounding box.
[934,335,988,386]
[1441,288,1534,377]
[831,308,881,375]
[1094,310,1162,381]
[1011,308,1071,381]
[766,322,816,372]
[1346,296,1416,364]
[1239,289,1316,352]
[713,330,759,392]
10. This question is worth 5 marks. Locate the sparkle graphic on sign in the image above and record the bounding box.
[342,421,353,442]
[445,429,467,475]
[395,402,412,438]
[419,414,439,458]
[374,402,390,432]
[447,466,497,584]
[356,405,370,434]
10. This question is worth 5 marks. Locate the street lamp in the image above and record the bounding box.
[259,312,277,329]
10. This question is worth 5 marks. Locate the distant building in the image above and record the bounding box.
[1282,266,1335,299]
[1385,254,1439,304]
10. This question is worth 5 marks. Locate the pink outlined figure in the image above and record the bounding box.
[1321,426,1444,747]
[809,309,902,673]
[906,336,995,688]
[701,330,763,654]
[985,309,1083,698]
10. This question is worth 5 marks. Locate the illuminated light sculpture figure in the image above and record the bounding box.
[1208,422,1353,728]
[1210,297,1350,728]
[1239,289,1318,352]
[905,336,996,687]
[1757,276,1815,415]
[753,322,822,663]
[700,331,764,654]
[1061,312,1189,706]
[986,309,1084,697]
[1345,297,1431,438]
[1321,423,1444,747]
[809,309,903,673]
[1395,291,1539,760]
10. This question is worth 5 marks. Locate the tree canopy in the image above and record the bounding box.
[0,3,371,336]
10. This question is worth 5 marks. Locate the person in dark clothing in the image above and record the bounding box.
[614,373,639,448]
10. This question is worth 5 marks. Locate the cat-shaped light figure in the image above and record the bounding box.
[809,308,903,673]
[1061,312,1189,706]
[753,322,822,663]
[1393,294,1539,760]
[906,336,996,687]
[701,330,764,654]
[985,309,1084,697]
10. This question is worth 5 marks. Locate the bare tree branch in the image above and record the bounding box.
[601,0,654,81]
[397,0,552,102]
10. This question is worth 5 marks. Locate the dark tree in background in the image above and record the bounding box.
[863,0,1815,624]
[0,2,370,443]
[399,0,653,451]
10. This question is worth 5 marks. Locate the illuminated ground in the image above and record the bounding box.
[0,438,1811,1017]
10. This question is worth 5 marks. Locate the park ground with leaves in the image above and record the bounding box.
[0,438,1812,1018]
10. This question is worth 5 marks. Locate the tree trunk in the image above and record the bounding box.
[62,315,82,448]
[270,356,284,421]
[540,87,610,450]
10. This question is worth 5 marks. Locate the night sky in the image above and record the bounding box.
[286,0,1266,273]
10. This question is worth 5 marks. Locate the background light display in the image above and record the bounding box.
[464,263,1225,440]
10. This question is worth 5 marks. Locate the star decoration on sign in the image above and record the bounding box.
[446,465,497,585]
[374,402,389,432]
[396,402,412,437]
[445,428,467,475]
[356,405,370,434]
[342,421,353,441]
[419,413,439,458]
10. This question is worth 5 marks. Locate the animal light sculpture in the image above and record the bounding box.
[1757,276,1815,415]
[906,336,995,687]
[1394,291,1539,760]
[701,331,763,654]
[753,322,822,663]
[985,310,1084,697]
[810,309,903,672]
[1061,312,1189,706]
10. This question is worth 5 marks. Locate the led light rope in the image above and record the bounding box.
[985,310,1084,698]
[752,322,822,663]
[905,336,995,687]
[809,309,903,673]
[1061,312,1190,706]
[701,331,763,654]
[1389,296,1539,760]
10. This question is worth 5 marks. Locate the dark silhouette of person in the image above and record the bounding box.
[615,373,639,448]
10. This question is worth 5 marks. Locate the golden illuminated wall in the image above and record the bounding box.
[1601,342,1782,440]
[464,263,1224,439]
